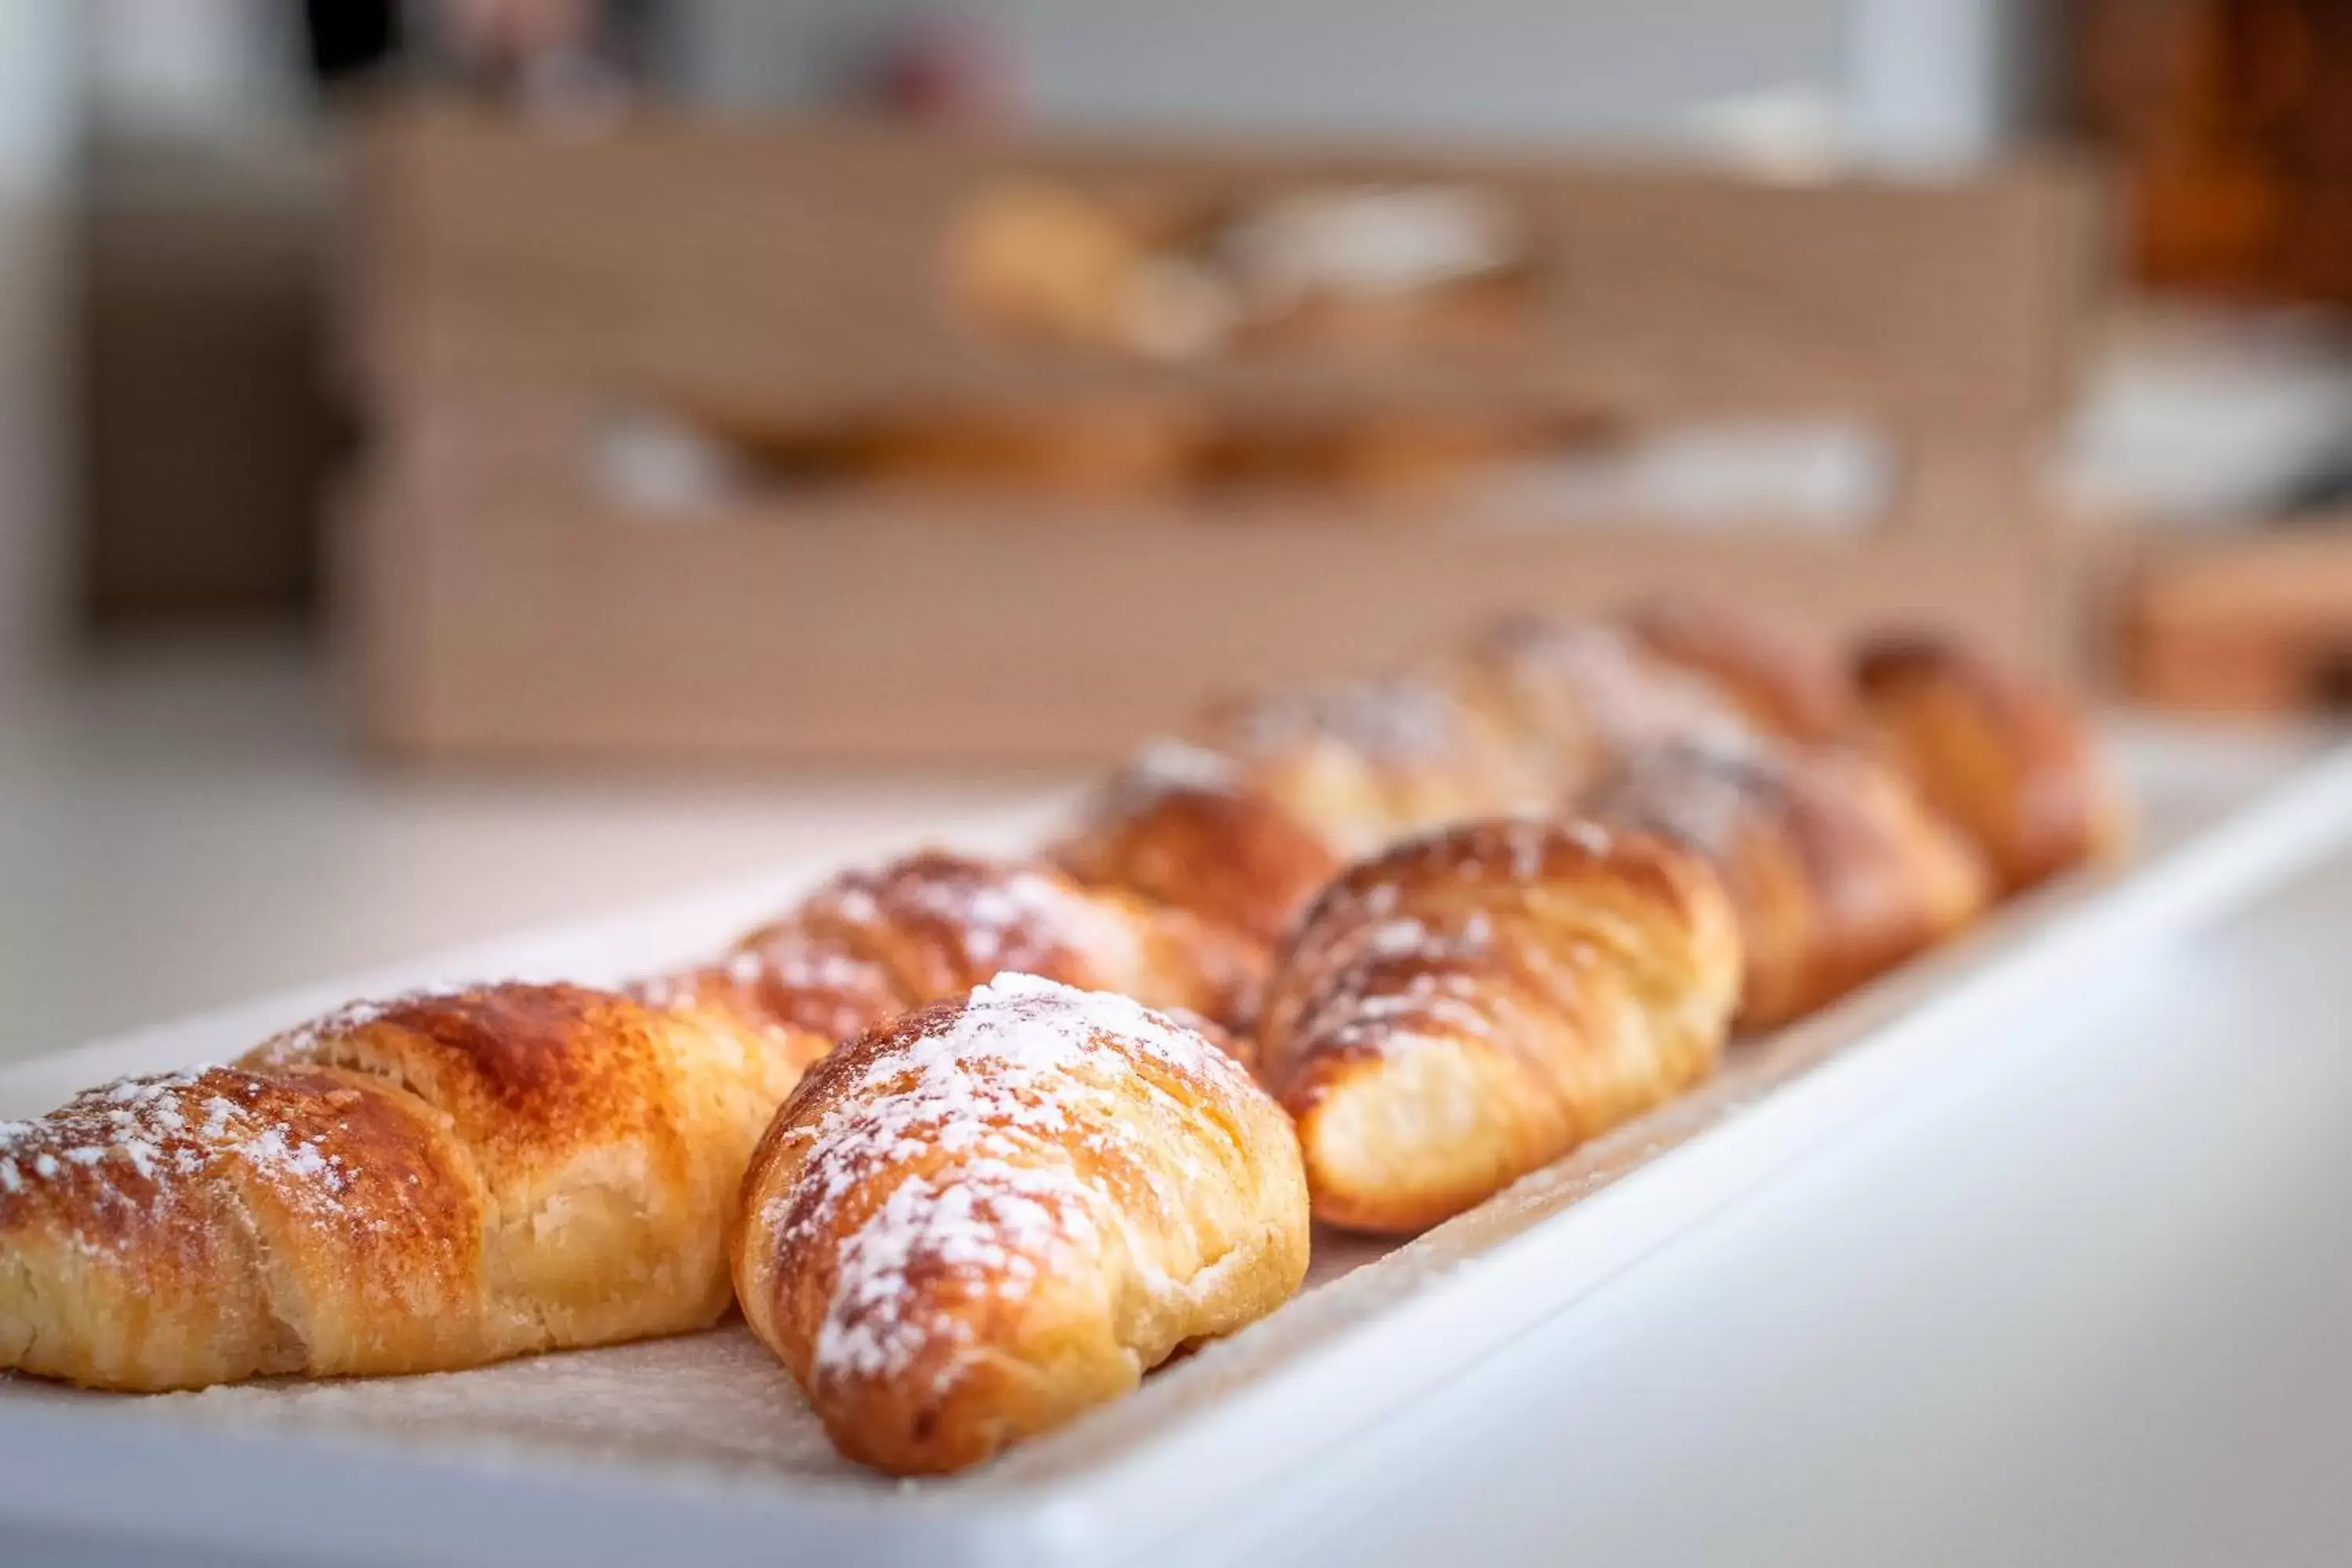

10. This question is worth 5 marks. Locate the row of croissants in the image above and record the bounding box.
[0,604,2123,1475]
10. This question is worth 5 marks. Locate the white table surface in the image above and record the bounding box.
[3,637,2349,1565]
[0,632,1075,1063]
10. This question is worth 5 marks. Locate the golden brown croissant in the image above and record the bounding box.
[733,972,1309,1475]
[1578,736,1992,1032]
[1254,818,1742,1234]
[1447,613,1757,798]
[0,982,798,1392]
[1855,636,2126,893]
[1047,742,1343,950]
[1624,598,1859,745]
[1189,673,1548,856]
[685,849,1266,1047]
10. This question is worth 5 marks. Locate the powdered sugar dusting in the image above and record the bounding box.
[1480,615,1750,750]
[245,996,405,1067]
[775,974,1249,1392]
[1562,818,1616,856]
[906,866,1124,975]
[814,1165,1097,1385]
[0,1065,355,1236]
[1127,739,1243,795]
[1215,675,1477,765]
[752,856,1145,1029]
[1074,740,1250,831]
[1,1068,213,1201]
[1583,737,1776,860]
[1275,816,1650,1065]
[1295,914,1503,1058]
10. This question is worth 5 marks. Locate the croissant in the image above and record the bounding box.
[1854,636,2126,893]
[677,848,1267,1049]
[1447,614,1756,799]
[733,972,1309,1475]
[1254,818,1742,1234]
[1578,736,1991,1031]
[0,982,798,1392]
[1047,742,1343,950]
[1624,599,1858,745]
[1189,673,1546,856]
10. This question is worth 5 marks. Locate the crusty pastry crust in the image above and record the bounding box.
[732,974,1309,1475]
[0,982,800,1391]
[1255,817,1742,1233]
[684,849,1268,1045]
[1049,741,1343,951]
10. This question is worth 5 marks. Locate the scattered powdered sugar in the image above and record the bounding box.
[794,856,1143,993]
[1299,916,1503,1055]
[1560,818,1616,857]
[1218,676,1473,764]
[247,996,404,1065]
[627,972,689,1010]
[1361,911,1493,962]
[917,866,1134,978]
[1126,739,1243,795]
[1454,817,1573,880]
[782,973,1246,1389]
[826,884,882,925]
[0,1064,354,1230]
[1498,815,1611,872]
[2,1068,216,1215]
[1484,615,1750,749]
[1585,738,1776,860]
[813,1164,1098,1384]
[910,871,1050,968]
[235,1123,347,1192]
[814,949,889,989]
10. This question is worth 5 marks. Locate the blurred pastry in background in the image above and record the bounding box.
[1578,735,1991,1031]
[701,849,1266,1041]
[1050,742,1343,951]
[833,401,1206,499]
[1624,598,1860,744]
[946,179,1232,360]
[1854,636,2129,894]
[1201,411,1573,502]
[692,397,1207,503]
[946,176,1532,360]
[1449,613,1755,799]
[1191,674,1547,857]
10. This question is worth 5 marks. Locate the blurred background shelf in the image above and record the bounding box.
[347,111,2100,763]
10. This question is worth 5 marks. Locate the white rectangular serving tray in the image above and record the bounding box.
[2,725,2349,1568]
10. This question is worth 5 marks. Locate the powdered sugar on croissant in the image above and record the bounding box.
[732,972,1308,1475]
[661,851,1265,1054]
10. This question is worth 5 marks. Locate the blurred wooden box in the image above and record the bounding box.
[2123,521,2352,713]
[346,111,2104,764]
